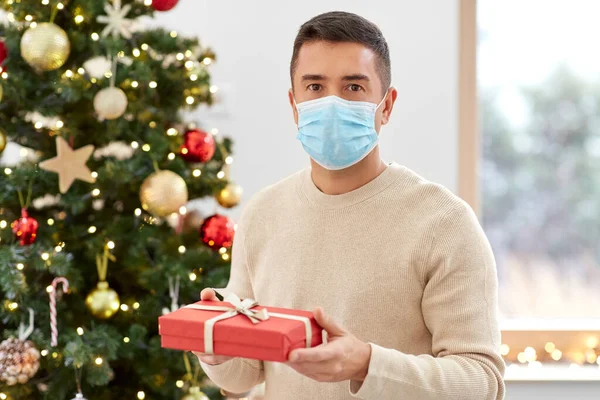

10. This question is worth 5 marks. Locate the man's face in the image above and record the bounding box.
[289,41,396,133]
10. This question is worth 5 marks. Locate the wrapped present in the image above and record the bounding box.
[158,290,323,362]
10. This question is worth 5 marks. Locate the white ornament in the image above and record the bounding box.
[94,87,128,120]
[83,56,112,79]
[97,0,135,39]
[83,55,133,79]
[32,193,61,209]
[94,141,134,160]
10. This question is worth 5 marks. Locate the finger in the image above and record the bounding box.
[289,345,338,362]
[200,288,217,301]
[314,307,346,336]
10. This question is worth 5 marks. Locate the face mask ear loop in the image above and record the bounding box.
[376,88,391,111]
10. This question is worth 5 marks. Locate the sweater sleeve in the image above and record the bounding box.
[349,203,505,400]
[199,206,265,394]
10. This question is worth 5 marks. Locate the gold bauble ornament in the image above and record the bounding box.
[20,22,70,71]
[94,87,128,120]
[216,182,243,208]
[85,281,120,319]
[140,170,188,217]
[0,128,6,155]
[181,386,209,400]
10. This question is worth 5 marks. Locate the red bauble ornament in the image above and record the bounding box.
[180,129,215,163]
[0,41,7,72]
[11,208,39,246]
[151,0,179,11]
[200,214,235,250]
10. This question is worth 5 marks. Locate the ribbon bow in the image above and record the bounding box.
[217,289,270,324]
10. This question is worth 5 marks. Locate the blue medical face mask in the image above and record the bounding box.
[294,94,387,170]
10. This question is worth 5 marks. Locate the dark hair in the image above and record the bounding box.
[290,11,391,93]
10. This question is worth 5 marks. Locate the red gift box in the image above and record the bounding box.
[159,297,323,362]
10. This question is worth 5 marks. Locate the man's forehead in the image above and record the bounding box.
[295,41,378,78]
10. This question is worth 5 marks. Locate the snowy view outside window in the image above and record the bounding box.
[479,0,600,319]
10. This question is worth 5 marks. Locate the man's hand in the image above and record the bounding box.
[193,288,235,366]
[286,307,371,383]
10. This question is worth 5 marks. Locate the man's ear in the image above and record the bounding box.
[381,87,398,126]
[288,89,298,126]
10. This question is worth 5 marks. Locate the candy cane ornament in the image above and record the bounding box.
[49,277,69,347]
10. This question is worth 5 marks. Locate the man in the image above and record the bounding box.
[196,11,505,400]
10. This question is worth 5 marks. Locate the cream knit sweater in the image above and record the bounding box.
[200,162,505,400]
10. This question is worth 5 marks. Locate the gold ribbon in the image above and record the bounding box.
[184,289,313,355]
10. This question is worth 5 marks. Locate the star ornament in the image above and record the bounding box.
[39,137,96,194]
[97,0,135,39]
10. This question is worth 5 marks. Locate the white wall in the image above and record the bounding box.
[151,0,459,218]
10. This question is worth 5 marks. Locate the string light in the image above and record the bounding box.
[30,22,38,28]
[55,245,62,252]
[176,53,184,61]
[149,81,157,88]
[41,253,50,261]
[189,272,197,281]
[35,121,43,129]
[186,96,194,105]
[77,67,85,75]
[144,0,152,5]
[190,74,198,81]
[104,71,112,79]
[92,189,101,197]
[170,31,178,38]
[219,247,227,255]
[25,15,33,21]
[517,352,526,363]
[91,171,98,179]
[41,0,50,5]
[132,302,140,310]
[545,342,556,353]
[123,337,130,343]
[178,245,186,254]
[47,218,55,226]
[74,15,84,24]
[46,286,53,293]
[16,263,24,270]
[137,391,145,400]
[524,347,537,362]
[142,144,151,152]
[131,80,139,88]
[88,226,97,234]
[210,85,219,94]
[65,70,73,78]
[166,128,178,136]
[91,32,100,41]
[120,304,129,311]
[176,380,184,388]
[52,352,59,359]
[133,48,141,57]
[41,349,49,356]
[211,128,219,135]
[6,14,14,23]
[131,141,139,149]
[1,72,7,79]
[168,152,176,160]
[95,357,103,365]
[203,58,212,65]
[192,169,201,177]
[222,253,230,261]
[217,171,226,179]
[185,50,192,57]
[1,393,7,399]
[225,156,233,164]
[185,61,194,69]
[141,43,149,51]
[7,302,18,311]
[77,327,84,336]
[134,208,142,217]
[57,2,64,10]
[149,121,157,128]
[551,349,562,361]
[91,78,97,83]
[107,241,115,249]
[179,206,187,215]
[55,120,64,129]
[4,168,12,175]
[0,220,6,229]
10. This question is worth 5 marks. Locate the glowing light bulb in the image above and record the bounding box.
[131,80,139,88]
[167,128,178,136]
[134,208,142,217]
[47,218,55,226]
[170,31,178,38]
[217,171,225,179]
[78,67,85,74]
[144,0,152,5]
[192,169,201,177]
[149,81,157,88]
[186,96,194,105]
[190,74,198,81]
[95,357,103,365]
[16,263,24,270]
[225,156,233,164]
[35,121,43,129]
[142,144,151,152]
[189,272,197,281]
[141,43,149,51]
[178,246,186,254]
[185,60,194,69]
[91,171,98,179]
[74,15,84,24]
[137,391,145,400]
[57,2,64,10]
[0,221,6,229]
[91,32,100,41]
[41,349,49,356]
[77,327,84,336]
[545,342,556,353]
[107,241,115,250]
[133,302,140,310]
[55,120,64,128]
[222,253,230,261]
[179,206,187,215]
[120,304,129,311]
[209,85,219,93]
[46,286,53,293]
[131,141,139,149]
[123,337,130,343]
[7,302,18,311]
[92,189,100,197]
[176,380,184,388]
[203,58,212,65]
[41,253,50,261]
[25,15,33,21]
[88,226,97,234]
[551,349,562,361]
[133,48,141,57]
[176,53,184,61]
[5,168,12,175]
[168,152,176,160]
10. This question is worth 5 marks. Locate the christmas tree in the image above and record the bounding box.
[0,1,242,399]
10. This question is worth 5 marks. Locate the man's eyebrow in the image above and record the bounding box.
[301,74,326,81]
[342,74,370,81]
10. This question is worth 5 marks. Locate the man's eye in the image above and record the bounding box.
[308,84,322,91]
[348,84,363,92]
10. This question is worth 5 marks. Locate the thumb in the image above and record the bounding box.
[314,307,346,336]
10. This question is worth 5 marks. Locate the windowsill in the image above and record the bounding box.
[505,364,600,382]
